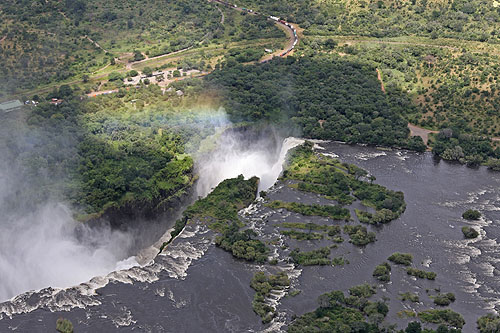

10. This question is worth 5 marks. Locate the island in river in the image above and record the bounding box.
[1,140,499,332]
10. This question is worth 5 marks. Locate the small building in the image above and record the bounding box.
[0,100,23,113]
[176,90,184,96]
[50,98,63,106]
[265,48,272,53]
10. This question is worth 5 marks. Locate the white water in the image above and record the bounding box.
[1,136,303,317]
[196,137,304,197]
[0,203,135,302]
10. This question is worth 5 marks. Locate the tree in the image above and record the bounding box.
[58,84,72,97]
[82,74,89,83]
[405,321,422,333]
[143,67,153,77]
[127,70,138,77]
[108,72,123,81]
[133,51,145,62]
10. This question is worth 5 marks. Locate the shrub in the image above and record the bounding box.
[399,292,419,303]
[462,209,481,220]
[477,314,500,333]
[433,293,456,306]
[418,309,465,328]
[349,283,376,298]
[373,262,391,282]
[462,226,479,239]
[407,268,437,280]
[250,271,290,322]
[388,252,413,266]
[56,318,73,333]
[107,71,123,81]
[290,247,331,265]
[343,225,376,246]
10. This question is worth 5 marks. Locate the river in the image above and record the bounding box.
[0,140,498,332]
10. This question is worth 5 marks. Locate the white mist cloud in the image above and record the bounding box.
[0,203,134,301]
[195,127,304,197]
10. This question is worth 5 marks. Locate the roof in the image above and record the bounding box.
[0,100,23,112]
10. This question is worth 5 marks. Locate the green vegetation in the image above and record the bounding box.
[207,57,418,148]
[462,226,479,239]
[487,159,500,172]
[288,285,388,332]
[280,229,323,241]
[279,222,342,242]
[433,293,456,306]
[234,0,500,148]
[372,262,391,282]
[11,85,214,219]
[462,209,481,220]
[163,175,262,261]
[349,283,376,298]
[290,247,332,266]
[184,175,258,226]
[407,268,437,280]
[56,318,73,333]
[250,271,290,323]
[477,314,500,333]
[433,130,499,166]
[388,252,413,266]
[418,309,465,329]
[216,222,268,263]
[0,0,222,94]
[282,142,405,224]
[267,201,350,220]
[236,0,500,43]
[399,292,420,303]
[343,225,376,246]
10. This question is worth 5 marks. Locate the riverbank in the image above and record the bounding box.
[2,140,498,331]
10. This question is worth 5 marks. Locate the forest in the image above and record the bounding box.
[234,0,500,43]
[10,83,232,220]
[206,56,423,149]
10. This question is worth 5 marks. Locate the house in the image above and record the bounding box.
[50,98,63,106]
[0,100,23,113]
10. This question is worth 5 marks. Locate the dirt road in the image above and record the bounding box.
[376,68,385,93]
[260,21,296,62]
[408,123,439,145]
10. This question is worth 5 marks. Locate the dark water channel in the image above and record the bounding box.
[0,142,498,332]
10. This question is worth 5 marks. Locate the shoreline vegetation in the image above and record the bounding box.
[2,0,499,330]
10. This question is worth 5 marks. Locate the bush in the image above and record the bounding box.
[433,293,456,306]
[290,247,331,266]
[462,226,479,239]
[56,318,73,333]
[407,268,437,280]
[462,209,481,220]
[349,283,376,298]
[143,66,153,77]
[215,222,268,263]
[250,271,290,322]
[127,70,139,77]
[418,309,465,329]
[388,252,413,266]
[267,201,350,220]
[108,71,123,81]
[343,225,376,246]
[399,292,419,303]
[372,262,391,282]
[477,314,500,333]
